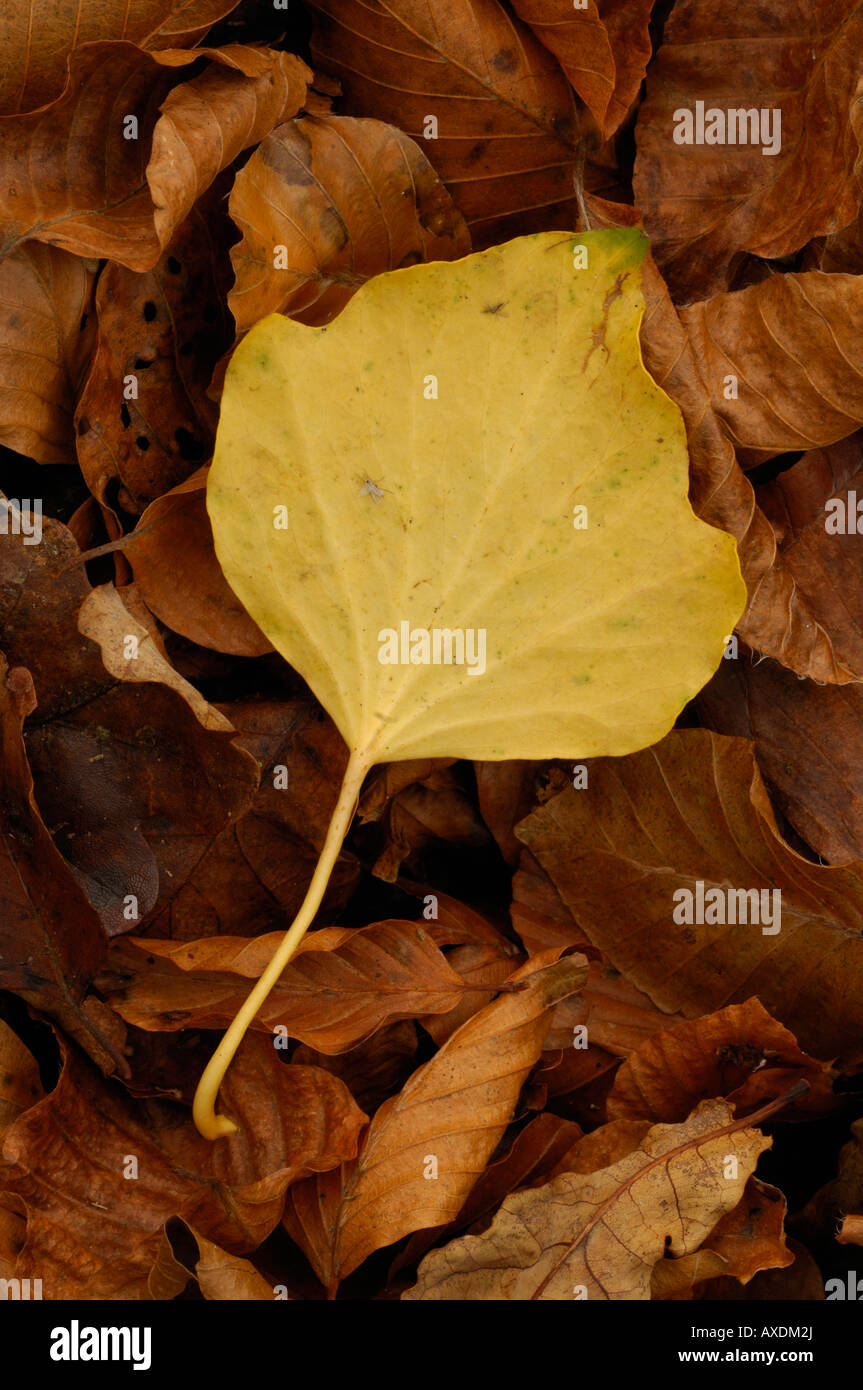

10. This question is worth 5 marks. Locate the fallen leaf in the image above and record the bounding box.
[698,639,863,864]
[306,0,583,245]
[121,467,272,653]
[98,920,472,1050]
[0,656,124,1071]
[651,1177,793,1298]
[75,187,234,515]
[0,42,309,270]
[517,727,863,1065]
[1,1033,366,1298]
[511,0,654,138]
[0,1022,44,1140]
[633,0,863,297]
[403,1097,771,1299]
[679,272,863,468]
[0,518,258,936]
[228,113,470,332]
[0,0,244,114]
[282,953,588,1291]
[606,999,833,1122]
[208,228,745,766]
[0,244,96,464]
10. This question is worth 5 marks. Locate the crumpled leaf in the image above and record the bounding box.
[511,0,654,138]
[0,42,309,270]
[403,1097,770,1299]
[0,244,96,464]
[606,999,833,1122]
[306,0,583,245]
[0,0,243,114]
[282,953,588,1291]
[208,228,745,765]
[0,1034,366,1298]
[98,920,473,1051]
[517,727,863,1065]
[633,0,863,298]
[228,113,471,332]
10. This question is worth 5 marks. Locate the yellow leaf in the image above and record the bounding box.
[194,229,745,1138]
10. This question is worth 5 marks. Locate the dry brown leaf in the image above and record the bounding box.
[588,194,863,682]
[0,0,243,114]
[0,517,258,938]
[0,656,125,1072]
[1,1034,366,1298]
[228,113,470,332]
[651,1177,793,1298]
[306,0,583,246]
[0,1022,44,1141]
[392,1110,582,1278]
[698,636,863,864]
[282,953,588,1291]
[0,244,96,464]
[606,999,833,1122]
[517,728,863,1066]
[98,920,473,1051]
[74,187,233,516]
[122,468,272,654]
[633,0,863,298]
[403,1098,771,1299]
[511,0,653,138]
[0,42,309,271]
[141,696,360,940]
[679,273,863,468]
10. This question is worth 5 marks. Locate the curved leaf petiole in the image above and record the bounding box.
[192,745,373,1140]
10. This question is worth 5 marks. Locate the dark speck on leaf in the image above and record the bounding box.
[142,301,157,322]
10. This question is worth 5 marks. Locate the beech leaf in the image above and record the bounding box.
[402,1098,772,1300]
[194,227,745,1137]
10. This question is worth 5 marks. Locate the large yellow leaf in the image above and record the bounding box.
[208,228,744,767]
[195,228,745,1138]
